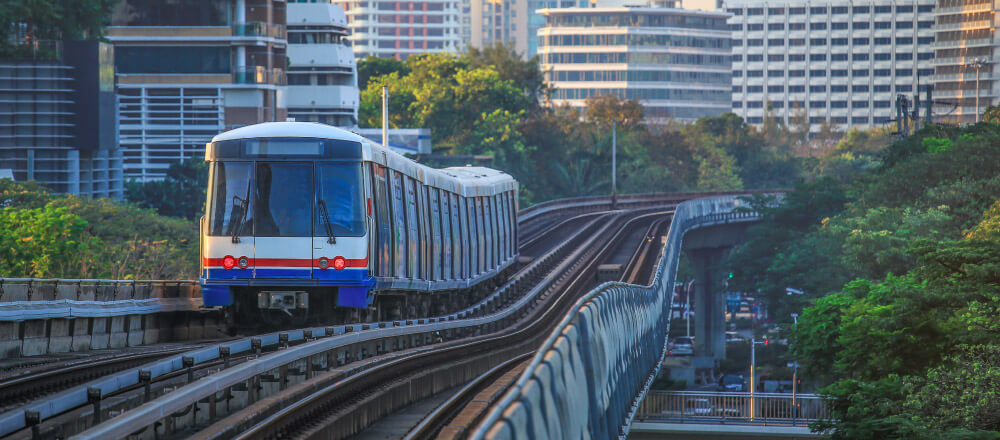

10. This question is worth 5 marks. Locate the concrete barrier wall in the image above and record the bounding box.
[0,280,215,359]
[473,195,772,440]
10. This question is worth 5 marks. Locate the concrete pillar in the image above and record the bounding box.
[688,247,729,361]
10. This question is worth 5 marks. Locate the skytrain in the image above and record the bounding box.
[199,122,518,325]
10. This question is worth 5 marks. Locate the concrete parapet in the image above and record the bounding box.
[21,320,48,356]
[0,322,20,358]
[109,316,127,348]
[49,319,73,353]
[71,318,91,351]
[90,317,110,350]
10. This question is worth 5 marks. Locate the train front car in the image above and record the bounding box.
[199,122,374,326]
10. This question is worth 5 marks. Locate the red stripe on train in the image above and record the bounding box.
[203,257,368,268]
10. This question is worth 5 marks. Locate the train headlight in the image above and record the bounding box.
[318,257,330,269]
[222,255,236,270]
[333,256,346,270]
[238,256,249,268]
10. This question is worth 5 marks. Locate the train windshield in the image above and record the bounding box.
[207,161,364,237]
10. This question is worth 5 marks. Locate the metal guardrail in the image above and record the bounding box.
[635,391,828,426]
[516,191,769,225]
[473,195,777,439]
[0,279,200,321]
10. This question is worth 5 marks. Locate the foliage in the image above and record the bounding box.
[0,0,119,48]
[0,180,197,279]
[732,122,1000,438]
[125,160,209,220]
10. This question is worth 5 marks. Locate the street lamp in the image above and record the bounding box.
[791,312,799,425]
[750,337,768,421]
[970,58,987,123]
[611,120,617,208]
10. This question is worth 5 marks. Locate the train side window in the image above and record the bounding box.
[491,195,500,267]
[449,193,460,280]
[429,188,442,281]
[508,191,516,257]
[459,196,470,279]
[468,198,479,275]
[498,193,508,262]
[405,177,419,279]
[440,191,452,280]
[477,198,486,275]
[372,165,393,277]
[484,196,494,270]
[415,181,426,280]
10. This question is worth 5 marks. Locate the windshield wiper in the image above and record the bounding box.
[317,199,336,244]
[230,182,251,243]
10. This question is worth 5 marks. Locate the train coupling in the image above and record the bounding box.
[257,291,309,315]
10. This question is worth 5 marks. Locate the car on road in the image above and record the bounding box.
[669,336,694,356]
[717,374,748,392]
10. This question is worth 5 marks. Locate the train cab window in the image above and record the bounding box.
[469,198,481,275]
[498,194,508,261]
[492,195,501,266]
[314,163,365,237]
[254,163,313,237]
[208,161,254,236]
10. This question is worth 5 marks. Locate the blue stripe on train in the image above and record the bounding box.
[200,268,375,308]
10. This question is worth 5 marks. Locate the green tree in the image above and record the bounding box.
[0,0,118,46]
[126,159,209,220]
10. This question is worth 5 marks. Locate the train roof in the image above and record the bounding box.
[209,122,517,197]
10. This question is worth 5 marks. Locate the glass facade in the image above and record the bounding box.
[111,0,231,26]
[116,46,231,74]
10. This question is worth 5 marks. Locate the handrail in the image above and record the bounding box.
[472,194,781,439]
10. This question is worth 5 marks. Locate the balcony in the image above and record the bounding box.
[936,37,993,48]
[287,45,355,69]
[232,22,286,40]
[232,66,286,85]
[934,19,992,31]
[287,85,360,109]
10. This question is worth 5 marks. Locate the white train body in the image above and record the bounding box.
[200,122,518,311]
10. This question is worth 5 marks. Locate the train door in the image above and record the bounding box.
[405,176,419,279]
[254,162,313,279]
[392,171,407,278]
[459,196,470,279]
[429,189,442,281]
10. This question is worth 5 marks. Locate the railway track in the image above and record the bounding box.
[398,212,672,440]
[0,208,619,440]
[215,210,670,440]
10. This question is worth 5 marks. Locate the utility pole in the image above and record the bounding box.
[611,120,617,208]
[972,58,986,123]
[791,313,799,426]
[381,85,389,147]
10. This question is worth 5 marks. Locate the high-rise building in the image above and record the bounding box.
[0,41,124,197]
[537,6,733,122]
[286,1,359,127]
[932,0,994,124]
[334,0,464,59]
[108,0,288,181]
[470,0,591,58]
[726,0,936,133]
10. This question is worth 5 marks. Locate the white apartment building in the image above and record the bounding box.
[334,0,464,59]
[726,0,935,133]
[287,2,360,127]
[933,0,996,124]
[538,6,733,122]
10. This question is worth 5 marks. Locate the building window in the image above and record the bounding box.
[852,6,870,13]
[852,116,869,124]
[732,101,743,108]
[789,38,805,46]
[852,69,869,77]
[874,69,891,76]
[747,70,763,77]
[852,84,869,92]
[769,23,785,30]
[832,117,847,124]
[853,37,869,45]
[874,100,890,108]
[768,7,785,14]
[832,22,848,30]
[896,21,913,29]
[874,84,891,92]
[790,54,805,61]
[917,52,933,60]
[749,23,764,31]
[748,7,763,15]
[917,5,933,13]
[918,68,933,77]
[789,85,805,92]
[810,53,827,61]
[831,101,847,108]
[733,54,744,62]
[733,39,744,47]
[874,6,891,13]
[768,38,785,46]
[831,6,848,14]
[875,53,891,60]
[769,54,785,62]
[747,117,763,123]
[728,8,743,15]
[810,6,826,14]
[810,38,827,45]
[896,37,913,44]
[831,85,847,92]
[733,85,743,92]
[111,0,231,26]
[748,39,763,46]
[116,46,230,74]
[789,23,805,30]
[767,69,784,76]
[853,53,869,61]
[768,85,784,93]
[831,38,848,46]
[810,22,827,30]
[789,7,805,14]
[918,36,934,44]
[747,85,763,92]
[897,85,912,92]
[748,54,763,61]
[875,21,892,29]
[810,116,827,123]
[853,22,870,29]
[832,53,848,61]
[810,100,827,108]
[897,5,913,13]
[747,101,763,108]
[896,68,912,76]
[810,69,827,77]
[771,101,785,108]
[918,21,934,29]
[809,85,826,93]
[789,70,805,77]
[874,37,891,45]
